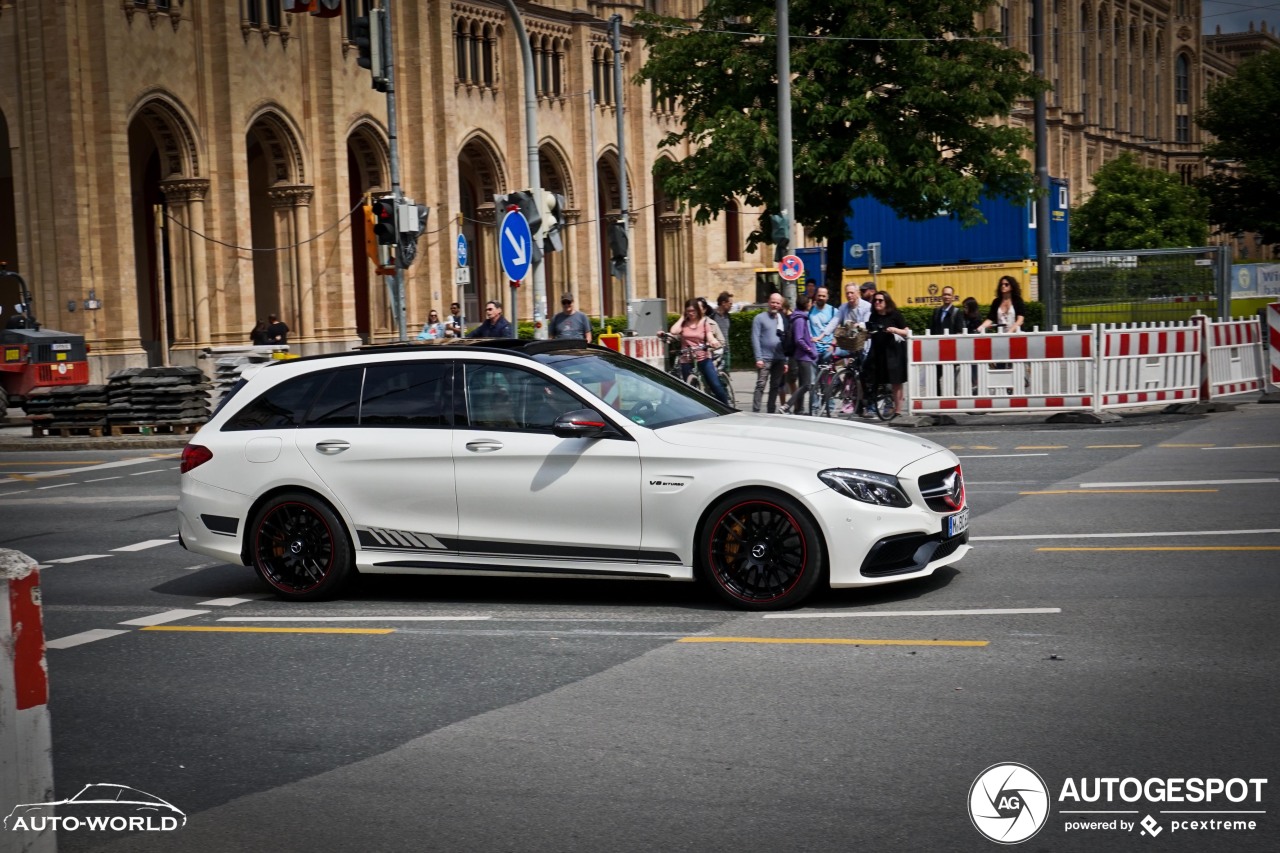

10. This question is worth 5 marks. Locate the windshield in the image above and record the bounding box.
[534,347,732,428]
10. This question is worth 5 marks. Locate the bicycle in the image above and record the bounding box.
[814,328,868,418]
[659,334,736,408]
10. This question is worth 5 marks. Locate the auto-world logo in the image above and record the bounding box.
[4,783,185,833]
[969,763,1050,844]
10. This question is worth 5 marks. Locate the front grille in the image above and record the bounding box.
[919,465,964,513]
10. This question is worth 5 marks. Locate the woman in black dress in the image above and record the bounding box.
[864,290,911,416]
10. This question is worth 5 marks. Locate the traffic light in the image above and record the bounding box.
[395,200,429,269]
[352,10,388,93]
[494,191,543,264]
[370,197,397,245]
[769,213,790,263]
[608,220,628,279]
[537,190,567,253]
[362,204,394,275]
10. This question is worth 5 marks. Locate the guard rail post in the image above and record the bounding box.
[1,549,55,853]
[1264,303,1280,403]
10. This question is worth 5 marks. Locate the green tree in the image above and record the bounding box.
[1196,49,1280,247]
[1069,154,1208,251]
[635,0,1047,284]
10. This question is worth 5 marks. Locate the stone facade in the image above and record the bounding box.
[0,0,772,380]
[1,2,1275,382]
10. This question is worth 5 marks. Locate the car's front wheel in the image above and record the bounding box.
[698,490,824,610]
[250,493,353,601]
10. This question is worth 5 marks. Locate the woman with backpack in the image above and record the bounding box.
[664,298,730,405]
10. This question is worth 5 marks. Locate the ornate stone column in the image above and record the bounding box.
[160,179,211,349]
[267,185,314,343]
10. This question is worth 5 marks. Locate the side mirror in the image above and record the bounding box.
[552,408,616,439]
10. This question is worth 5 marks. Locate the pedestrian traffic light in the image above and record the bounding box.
[769,213,790,263]
[370,197,397,246]
[352,10,388,93]
[608,220,628,279]
[395,200,429,269]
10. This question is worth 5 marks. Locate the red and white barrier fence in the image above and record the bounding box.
[1268,303,1280,391]
[1,549,55,853]
[1195,315,1266,398]
[619,335,667,370]
[911,329,1095,414]
[1096,323,1201,410]
[911,317,1268,416]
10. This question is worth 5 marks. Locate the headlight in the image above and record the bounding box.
[819,468,912,508]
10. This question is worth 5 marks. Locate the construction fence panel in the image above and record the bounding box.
[1200,316,1266,399]
[1096,323,1202,410]
[910,328,1095,414]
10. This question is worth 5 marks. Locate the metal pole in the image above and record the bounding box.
[504,0,546,337]
[1033,0,1053,327]
[610,15,632,310]
[382,0,406,341]
[776,0,796,305]
[153,205,171,367]
[588,88,605,326]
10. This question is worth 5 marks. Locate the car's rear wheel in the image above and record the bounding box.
[250,493,352,601]
[698,490,824,610]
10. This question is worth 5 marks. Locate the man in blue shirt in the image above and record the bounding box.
[468,300,514,338]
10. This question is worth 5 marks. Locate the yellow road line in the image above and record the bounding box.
[1019,489,1218,495]
[1037,546,1280,552]
[678,636,987,647]
[140,626,394,634]
[1231,444,1280,449]
[970,445,998,450]
[1016,445,1068,450]
[1086,444,1142,449]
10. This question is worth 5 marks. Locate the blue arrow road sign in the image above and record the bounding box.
[499,211,532,281]
[456,234,468,268]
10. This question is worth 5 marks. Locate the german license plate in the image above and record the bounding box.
[944,508,969,538]
[52,343,72,351]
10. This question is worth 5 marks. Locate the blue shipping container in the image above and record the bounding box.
[795,246,826,291]
[842,179,1070,268]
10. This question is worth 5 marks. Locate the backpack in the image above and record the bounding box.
[781,314,799,358]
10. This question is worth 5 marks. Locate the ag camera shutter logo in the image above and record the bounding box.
[969,763,1050,844]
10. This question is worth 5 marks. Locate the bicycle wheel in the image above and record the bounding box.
[836,368,860,416]
[813,368,836,417]
[718,370,737,409]
[872,385,897,421]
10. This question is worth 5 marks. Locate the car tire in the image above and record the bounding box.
[698,489,825,610]
[249,492,353,601]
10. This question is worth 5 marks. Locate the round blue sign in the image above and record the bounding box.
[456,234,469,268]
[498,211,532,281]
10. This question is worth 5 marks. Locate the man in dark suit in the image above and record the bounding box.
[928,285,964,394]
[929,285,964,335]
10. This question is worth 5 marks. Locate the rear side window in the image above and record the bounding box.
[359,362,451,426]
[306,368,363,426]
[222,372,328,431]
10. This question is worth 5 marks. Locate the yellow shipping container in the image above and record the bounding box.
[841,261,1037,309]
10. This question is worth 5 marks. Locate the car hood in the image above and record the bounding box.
[653,413,950,475]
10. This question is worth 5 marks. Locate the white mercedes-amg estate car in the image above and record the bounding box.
[178,339,969,610]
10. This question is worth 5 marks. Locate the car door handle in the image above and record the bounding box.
[314,440,351,455]
[465,439,504,453]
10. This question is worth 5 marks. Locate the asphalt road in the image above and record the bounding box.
[2,402,1278,852]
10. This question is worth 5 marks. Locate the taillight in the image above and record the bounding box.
[181,444,213,473]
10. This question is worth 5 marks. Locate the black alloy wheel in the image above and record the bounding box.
[251,493,353,601]
[699,490,824,610]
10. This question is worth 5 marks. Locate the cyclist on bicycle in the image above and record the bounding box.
[664,298,730,405]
